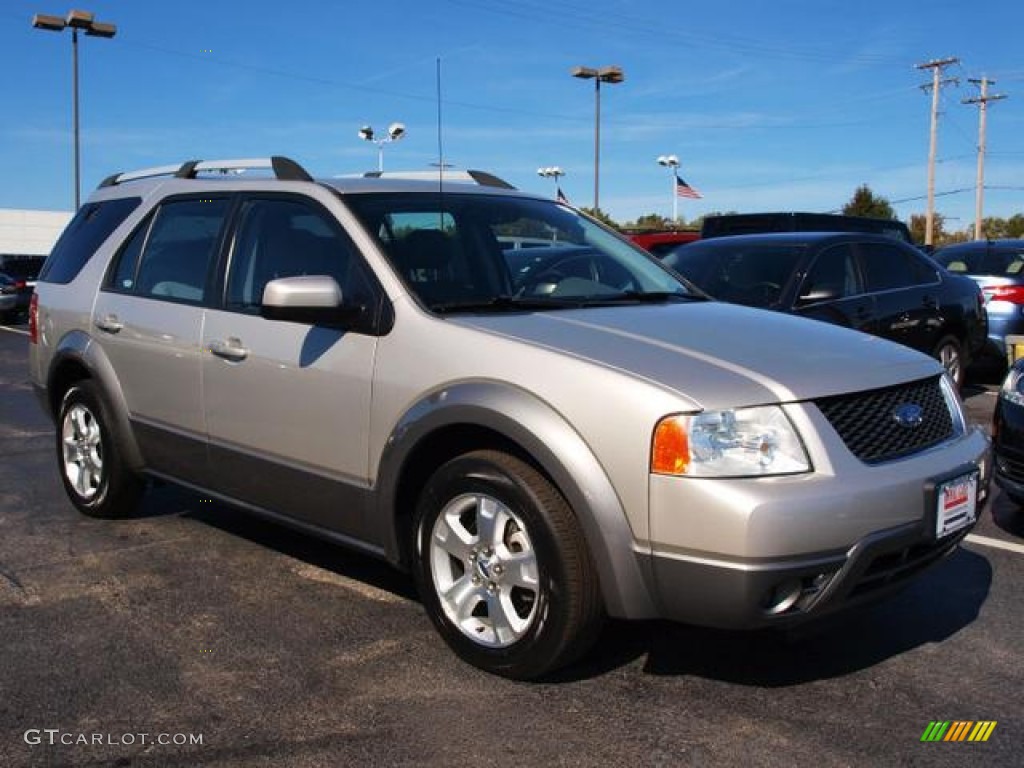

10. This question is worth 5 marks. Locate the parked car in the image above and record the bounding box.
[700,212,914,243]
[992,357,1024,505]
[0,255,45,323]
[661,232,987,388]
[0,274,23,321]
[29,156,990,679]
[624,228,701,256]
[933,239,1024,365]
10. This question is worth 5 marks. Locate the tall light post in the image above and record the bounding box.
[33,9,117,211]
[358,122,406,172]
[657,154,681,224]
[571,65,624,213]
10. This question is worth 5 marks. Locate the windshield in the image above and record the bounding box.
[341,193,693,312]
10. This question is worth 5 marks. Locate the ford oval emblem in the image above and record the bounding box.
[893,403,924,429]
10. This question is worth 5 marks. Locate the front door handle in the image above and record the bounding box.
[209,337,249,362]
[95,314,124,334]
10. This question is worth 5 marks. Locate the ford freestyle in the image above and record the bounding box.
[29,157,990,679]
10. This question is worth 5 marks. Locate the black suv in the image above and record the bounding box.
[662,232,987,387]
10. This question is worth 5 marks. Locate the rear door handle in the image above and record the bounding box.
[209,337,249,362]
[95,314,124,334]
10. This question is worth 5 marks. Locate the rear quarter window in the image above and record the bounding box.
[38,197,142,284]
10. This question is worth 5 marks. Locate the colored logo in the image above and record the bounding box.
[893,403,924,429]
[921,721,997,742]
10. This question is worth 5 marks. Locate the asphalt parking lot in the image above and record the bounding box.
[1,321,1022,767]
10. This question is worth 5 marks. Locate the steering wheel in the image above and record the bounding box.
[517,254,593,296]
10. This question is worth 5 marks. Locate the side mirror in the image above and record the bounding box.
[797,286,841,305]
[260,275,361,326]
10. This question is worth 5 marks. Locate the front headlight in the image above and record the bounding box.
[652,406,811,478]
[1000,362,1024,407]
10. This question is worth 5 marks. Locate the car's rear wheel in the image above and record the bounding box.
[413,450,603,680]
[933,335,964,388]
[57,381,143,518]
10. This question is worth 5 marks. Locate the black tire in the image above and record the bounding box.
[933,335,964,389]
[56,381,143,518]
[412,450,604,680]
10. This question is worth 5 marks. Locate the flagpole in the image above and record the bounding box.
[657,154,681,225]
[672,173,678,224]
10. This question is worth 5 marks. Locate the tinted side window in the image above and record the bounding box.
[38,197,142,284]
[800,244,859,300]
[860,243,935,292]
[225,198,372,310]
[105,214,153,293]
[134,198,230,303]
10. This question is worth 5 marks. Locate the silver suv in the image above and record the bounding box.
[29,157,990,679]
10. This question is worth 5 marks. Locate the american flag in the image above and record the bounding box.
[556,186,569,205]
[675,174,702,199]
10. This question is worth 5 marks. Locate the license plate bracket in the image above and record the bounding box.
[925,465,979,540]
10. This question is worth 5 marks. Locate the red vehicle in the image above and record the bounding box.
[624,229,701,257]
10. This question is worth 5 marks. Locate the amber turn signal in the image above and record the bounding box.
[651,416,690,475]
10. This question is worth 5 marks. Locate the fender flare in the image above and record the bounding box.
[374,380,658,619]
[46,330,145,471]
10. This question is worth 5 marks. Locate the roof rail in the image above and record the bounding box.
[98,155,313,189]
[357,169,516,189]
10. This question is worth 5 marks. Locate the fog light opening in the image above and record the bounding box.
[762,570,839,616]
[762,579,802,615]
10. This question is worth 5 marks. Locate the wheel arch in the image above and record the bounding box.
[375,380,658,619]
[46,330,145,470]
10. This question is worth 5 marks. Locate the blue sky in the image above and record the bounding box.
[3,0,1023,230]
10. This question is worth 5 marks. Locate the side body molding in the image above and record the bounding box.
[45,329,146,470]
[373,380,659,619]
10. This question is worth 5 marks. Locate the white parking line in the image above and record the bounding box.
[965,533,1024,555]
[0,325,29,336]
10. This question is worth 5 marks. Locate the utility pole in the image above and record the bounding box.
[963,77,1008,240]
[916,57,959,247]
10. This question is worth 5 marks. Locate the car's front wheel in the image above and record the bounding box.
[413,450,603,679]
[57,381,143,518]
[934,335,964,388]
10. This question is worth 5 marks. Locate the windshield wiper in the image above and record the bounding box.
[430,295,584,314]
[577,290,708,305]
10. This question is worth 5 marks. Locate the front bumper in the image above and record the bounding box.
[645,520,972,629]
[645,420,990,629]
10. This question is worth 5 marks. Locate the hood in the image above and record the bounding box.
[450,302,942,410]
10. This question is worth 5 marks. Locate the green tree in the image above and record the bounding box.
[623,213,676,230]
[1007,214,1024,238]
[981,217,1009,240]
[580,207,620,229]
[909,213,951,245]
[843,184,896,220]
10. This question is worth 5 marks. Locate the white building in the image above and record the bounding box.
[0,208,73,256]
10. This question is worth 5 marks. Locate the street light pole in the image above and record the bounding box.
[358,122,406,172]
[571,65,624,213]
[33,10,117,210]
[657,154,680,224]
[537,166,565,197]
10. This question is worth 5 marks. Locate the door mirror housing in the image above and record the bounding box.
[797,286,841,305]
[260,275,361,326]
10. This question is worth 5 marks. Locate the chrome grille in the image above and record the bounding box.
[814,376,954,464]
